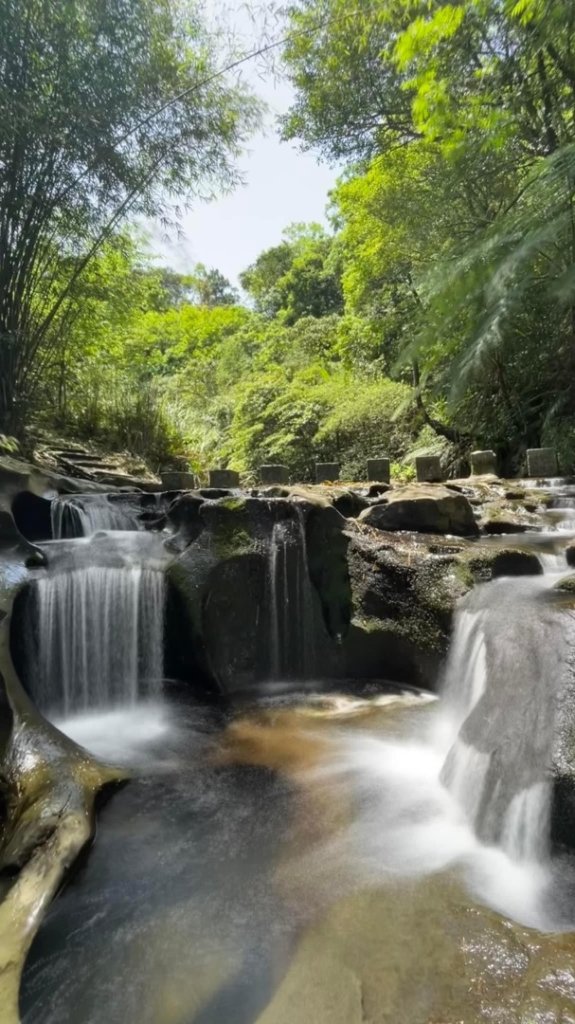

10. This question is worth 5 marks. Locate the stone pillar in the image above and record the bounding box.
[315,463,340,483]
[470,450,497,476]
[259,465,290,485]
[367,457,390,483]
[526,448,558,477]
[208,469,240,489]
[160,470,197,490]
[415,456,443,483]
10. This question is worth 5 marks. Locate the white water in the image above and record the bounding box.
[268,508,316,679]
[312,720,555,930]
[54,702,171,763]
[51,494,143,537]
[28,531,168,716]
[33,564,165,715]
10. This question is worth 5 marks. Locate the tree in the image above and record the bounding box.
[240,224,343,323]
[281,0,575,467]
[0,0,259,433]
[189,264,240,306]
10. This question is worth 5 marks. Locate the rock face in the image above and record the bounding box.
[165,490,546,693]
[167,496,349,692]
[359,485,479,537]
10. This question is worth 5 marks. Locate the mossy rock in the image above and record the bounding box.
[555,574,575,594]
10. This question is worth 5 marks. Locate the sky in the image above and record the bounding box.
[146,9,338,288]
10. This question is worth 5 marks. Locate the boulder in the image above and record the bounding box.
[359,485,478,537]
[330,490,369,519]
[481,517,530,535]
[554,573,575,594]
[167,497,346,692]
[367,483,391,498]
[342,529,470,687]
[489,548,543,577]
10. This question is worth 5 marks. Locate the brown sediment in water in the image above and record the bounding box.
[216,712,333,772]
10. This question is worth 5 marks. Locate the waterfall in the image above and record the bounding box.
[439,575,565,863]
[51,494,143,537]
[268,508,316,680]
[24,532,167,716]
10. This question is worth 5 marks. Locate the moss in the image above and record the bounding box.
[555,574,575,594]
[352,608,445,653]
[213,526,254,561]
[218,496,247,512]
[454,558,476,589]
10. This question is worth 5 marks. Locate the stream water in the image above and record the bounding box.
[17,483,575,1022]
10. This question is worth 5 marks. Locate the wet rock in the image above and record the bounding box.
[359,485,478,537]
[551,612,575,851]
[367,483,391,498]
[343,529,469,688]
[554,573,575,594]
[481,517,530,535]
[490,549,543,577]
[166,492,205,550]
[305,505,351,641]
[566,542,575,568]
[331,490,369,519]
[167,497,345,692]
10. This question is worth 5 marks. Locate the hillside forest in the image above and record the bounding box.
[2,0,575,481]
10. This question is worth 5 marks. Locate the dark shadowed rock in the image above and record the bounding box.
[490,549,543,577]
[367,483,391,498]
[331,490,369,519]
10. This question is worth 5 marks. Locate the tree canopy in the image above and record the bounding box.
[0,0,259,431]
[4,0,575,478]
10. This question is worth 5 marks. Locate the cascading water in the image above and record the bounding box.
[438,579,562,862]
[23,531,167,716]
[51,493,144,537]
[439,483,575,865]
[268,507,317,679]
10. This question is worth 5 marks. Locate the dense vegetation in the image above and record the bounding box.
[2,0,575,479]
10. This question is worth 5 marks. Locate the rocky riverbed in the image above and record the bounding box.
[2,450,575,1023]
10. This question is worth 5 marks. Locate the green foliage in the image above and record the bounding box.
[279,0,575,471]
[314,377,418,480]
[240,224,343,324]
[0,0,259,432]
[14,0,575,478]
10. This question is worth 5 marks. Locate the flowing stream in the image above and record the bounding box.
[51,493,145,537]
[18,482,575,1023]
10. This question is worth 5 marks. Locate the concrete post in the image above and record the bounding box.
[470,450,497,476]
[259,465,290,485]
[367,457,391,483]
[160,470,197,490]
[415,456,443,483]
[526,448,558,477]
[315,463,340,483]
[208,469,240,488]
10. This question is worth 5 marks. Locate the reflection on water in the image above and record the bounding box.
[20,691,575,1024]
